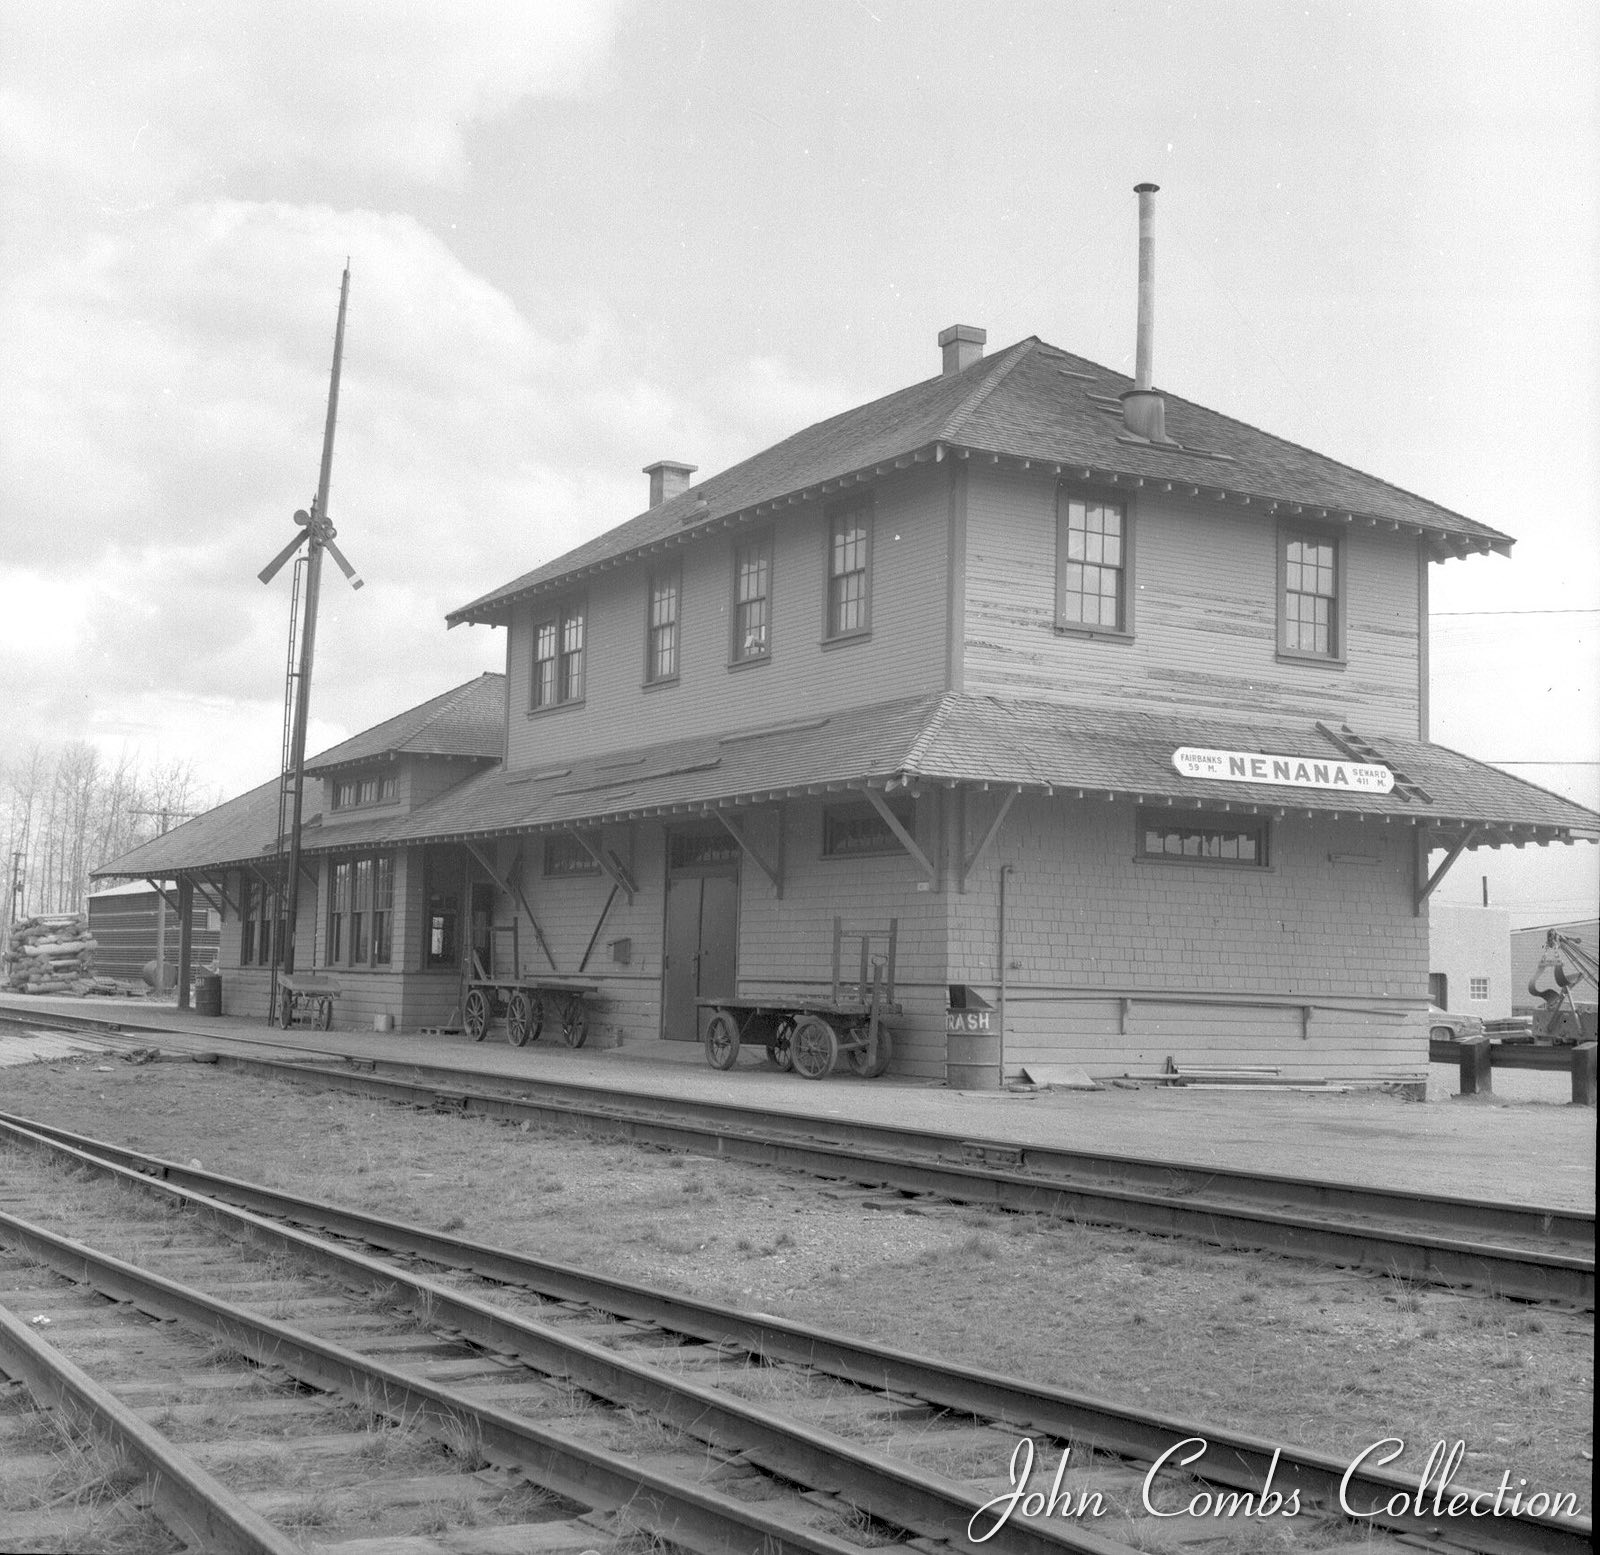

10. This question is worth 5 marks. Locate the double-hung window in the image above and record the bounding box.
[326,854,393,968]
[1056,490,1131,634]
[645,569,679,684]
[241,877,278,967]
[732,535,772,663]
[825,501,872,640]
[532,601,585,708]
[1278,528,1343,661]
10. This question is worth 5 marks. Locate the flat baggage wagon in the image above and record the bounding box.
[698,918,899,1081]
[272,973,339,1031]
[464,976,600,1049]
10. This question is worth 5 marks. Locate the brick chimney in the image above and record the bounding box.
[938,324,986,377]
[644,460,697,507]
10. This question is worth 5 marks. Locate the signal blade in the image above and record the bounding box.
[258,529,308,585]
[324,535,364,590]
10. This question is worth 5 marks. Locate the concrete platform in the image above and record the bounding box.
[2,993,1593,1212]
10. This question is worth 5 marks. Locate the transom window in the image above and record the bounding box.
[732,535,772,663]
[532,601,585,708]
[1056,491,1129,632]
[544,833,601,877]
[1138,809,1269,868]
[331,772,397,810]
[826,502,871,639]
[1280,530,1341,659]
[327,854,393,967]
[822,798,915,859]
[646,570,679,683]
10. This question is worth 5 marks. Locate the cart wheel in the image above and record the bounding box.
[790,1015,838,1080]
[846,1021,893,1078]
[705,1010,741,1070]
[766,1018,793,1072]
[277,990,295,1030]
[562,998,588,1049]
[315,997,333,1032]
[464,989,490,1040]
[508,990,540,1047]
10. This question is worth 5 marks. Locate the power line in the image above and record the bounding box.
[1481,760,1600,766]
[1432,608,1599,616]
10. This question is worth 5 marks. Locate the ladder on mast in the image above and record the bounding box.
[269,553,308,1020]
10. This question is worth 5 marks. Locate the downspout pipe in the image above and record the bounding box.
[998,864,1012,1087]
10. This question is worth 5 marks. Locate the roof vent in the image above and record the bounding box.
[938,324,986,377]
[1120,183,1172,444]
[644,460,697,507]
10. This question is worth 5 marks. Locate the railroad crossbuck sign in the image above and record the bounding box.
[1171,747,1395,793]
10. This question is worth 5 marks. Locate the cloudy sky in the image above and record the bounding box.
[2,0,1595,924]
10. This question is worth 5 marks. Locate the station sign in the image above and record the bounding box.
[946,1008,998,1034]
[1171,746,1394,794]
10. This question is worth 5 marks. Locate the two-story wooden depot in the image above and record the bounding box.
[98,325,1598,1080]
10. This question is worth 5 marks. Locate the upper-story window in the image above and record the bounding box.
[826,500,872,640]
[1056,490,1132,636]
[732,534,772,664]
[330,772,398,810]
[645,569,679,684]
[1278,527,1344,662]
[532,600,585,709]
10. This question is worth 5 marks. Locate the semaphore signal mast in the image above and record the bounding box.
[257,265,364,1017]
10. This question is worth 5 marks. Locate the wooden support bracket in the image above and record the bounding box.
[205,872,239,918]
[711,811,783,897]
[863,790,936,883]
[466,841,559,973]
[1415,826,1479,916]
[143,877,182,915]
[563,827,637,902]
[579,884,620,974]
[960,786,1018,893]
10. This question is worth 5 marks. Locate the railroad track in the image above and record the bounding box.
[1,1113,1590,1555]
[158,1046,1594,1307]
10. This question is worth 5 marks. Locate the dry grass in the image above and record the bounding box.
[1,1061,1592,1514]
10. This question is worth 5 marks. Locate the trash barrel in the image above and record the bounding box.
[193,971,222,1017]
[946,985,1002,1090]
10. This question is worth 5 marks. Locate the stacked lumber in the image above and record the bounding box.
[3,914,107,995]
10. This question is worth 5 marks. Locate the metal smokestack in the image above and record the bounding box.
[1121,181,1171,443]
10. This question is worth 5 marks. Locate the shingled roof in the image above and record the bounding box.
[448,337,1514,627]
[93,689,1597,880]
[92,674,507,879]
[304,672,504,773]
[386,694,1598,847]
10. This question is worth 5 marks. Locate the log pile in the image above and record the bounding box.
[3,914,115,996]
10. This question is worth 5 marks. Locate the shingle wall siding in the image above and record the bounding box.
[946,793,1427,1077]
[961,467,1423,737]
[506,465,950,769]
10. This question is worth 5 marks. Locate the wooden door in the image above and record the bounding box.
[661,869,739,1041]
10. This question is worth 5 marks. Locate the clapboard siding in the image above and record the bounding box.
[505,465,950,769]
[961,466,1423,737]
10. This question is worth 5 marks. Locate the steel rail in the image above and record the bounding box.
[0,1204,987,1555]
[4,1010,1589,1244]
[292,1052,1594,1247]
[2,1112,1591,1555]
[190,1056,1595,1306]
[0,1119,1132,1555]
[0,1301,301,1555]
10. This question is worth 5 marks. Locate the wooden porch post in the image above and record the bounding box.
[175,877,194,1009]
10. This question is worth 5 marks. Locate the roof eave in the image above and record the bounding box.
[445,439,1512,627]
